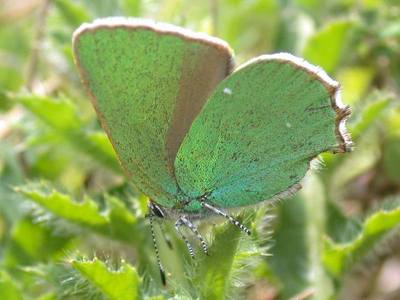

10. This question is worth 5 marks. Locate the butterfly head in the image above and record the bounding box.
[148,200,167,219]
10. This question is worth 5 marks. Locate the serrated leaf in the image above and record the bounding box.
[16,184,143,244]
[303,20,352,73]
[72,259,140,300]
[16,186,108,226]
[17,94,120,172]
[0,271,23,300]
[323,207,400,277]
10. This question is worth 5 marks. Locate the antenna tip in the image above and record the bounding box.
[160,268,167,286]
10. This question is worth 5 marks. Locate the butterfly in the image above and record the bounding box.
[72,17,352,284]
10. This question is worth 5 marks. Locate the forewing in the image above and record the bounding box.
[73,18,233,205]
[175,53,351,208]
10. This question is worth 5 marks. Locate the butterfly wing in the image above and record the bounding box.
[73,18,233,206]
[175,53,351,208]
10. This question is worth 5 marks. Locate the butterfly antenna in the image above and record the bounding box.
[201,202,251,235]
[149,214,166,286]
[175,218,196,258]
[177,216,209,256]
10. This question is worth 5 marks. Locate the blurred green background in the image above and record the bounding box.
[1,0,400,299]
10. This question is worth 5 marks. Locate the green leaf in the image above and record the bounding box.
[87,131,119,162]
[17,186,108,226]
[72,258,141,300]
[268,195,309,298]
[270,175,335,299]
[323,206,400,277]
[17,94,120,173]
[302,175,334,299]
[350,96,390,140]
[336,66,374,104]
[3,216,71,268]
[325,200,360,244]
[54,0,90,28]
[193,214,254,300]
[15,184,143,244]
[197,226,240,300]
[0,271,23,300]
[303,20,352,73]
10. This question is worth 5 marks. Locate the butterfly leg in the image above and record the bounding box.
[178,215,209,256]
[174,218,196,259]
[200,201,251,235]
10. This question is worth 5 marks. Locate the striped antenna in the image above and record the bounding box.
[200,201,251,235]
[149,213,166,286]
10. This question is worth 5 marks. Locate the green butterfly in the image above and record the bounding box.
[72,17,352,284]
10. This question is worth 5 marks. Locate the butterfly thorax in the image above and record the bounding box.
[180,200,203,212]
[150,193,213,220]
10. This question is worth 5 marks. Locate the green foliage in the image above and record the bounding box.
[71,258,141,300]
[195,221,244,300]
[1,0,400,299]
[4,216,71,268]
[269,195,309,298]
[350,95,390,140]
[323,206,400,277]
[17,94,120,173]
[14,184,148,255]
[0,271,23,300]
[303,20,353,73]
